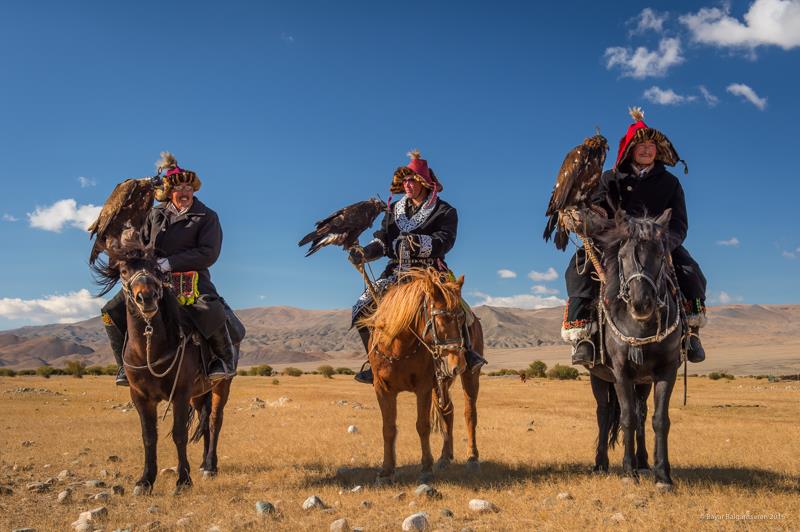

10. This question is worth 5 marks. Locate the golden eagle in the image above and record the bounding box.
[88,178,156,265]
[543,134,608,250]
[299,198,386,257]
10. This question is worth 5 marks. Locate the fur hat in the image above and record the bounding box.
[615,108,687,173]
[389,150,443,194]
[153,151,202,202]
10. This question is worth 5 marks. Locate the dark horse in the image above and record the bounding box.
[588,209,685,489]
[358,269,483,484]
[94,236,232,495]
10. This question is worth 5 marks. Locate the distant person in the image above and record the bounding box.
[348,150,487,384]
[563,109,707,365]
[101,152,243,386]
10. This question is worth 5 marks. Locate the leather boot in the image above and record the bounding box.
[354,327,373,384]
[104,323,128,386]
[207,325,236,382]
[571,340,595,366]
[462,323,487,374]
[687,326,706,363]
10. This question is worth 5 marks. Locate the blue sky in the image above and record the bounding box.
[1,0,798,329]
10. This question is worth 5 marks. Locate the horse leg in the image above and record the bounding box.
[635,383,652,473]
[652,372,677,487]
[590,375,611,473]
[132,396,158,495]
[190,394,211,471]
[612,376,638,479]
[415,388,435,483]
[460,368,480,472]
[171,398,193,494]
[204,380,231,478]
[375,389,398,484]
[433,387,455,471]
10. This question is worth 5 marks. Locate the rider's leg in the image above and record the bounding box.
[672,246,707,363]
[101,292,128,386]
[564,249,600,365]
[354,325,374,384]
[207,324,236,381]
[461,310,487,374]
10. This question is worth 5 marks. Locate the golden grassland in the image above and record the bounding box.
[1,375,798,531]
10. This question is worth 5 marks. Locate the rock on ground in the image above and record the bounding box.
[402,512,429,531]
[468,499,499,513]
[302,495,327,510]
[330,517,350,532]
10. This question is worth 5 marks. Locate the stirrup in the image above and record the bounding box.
[115,367,129,387]
[354,361,373,384]
[571,339,595,366]
[208,360,233,382]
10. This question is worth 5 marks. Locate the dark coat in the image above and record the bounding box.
[371,196,457,276]
[143,198,222,297]
[594,162,688,250]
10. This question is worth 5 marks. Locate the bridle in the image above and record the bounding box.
[121,268,164,320]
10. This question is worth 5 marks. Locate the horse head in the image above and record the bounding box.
[600,209,672,322]
[421,273,467,378]
[101,228,164,321]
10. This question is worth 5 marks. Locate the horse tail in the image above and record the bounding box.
[608,385,621,449]
[430,388,451,434]
[190,392,212,444]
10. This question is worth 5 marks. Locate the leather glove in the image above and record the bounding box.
[349,241,384,265]
[348,245,366,266]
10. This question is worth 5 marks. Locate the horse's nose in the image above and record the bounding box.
[135,292,145,304]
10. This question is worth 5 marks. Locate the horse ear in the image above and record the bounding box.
[655,208,672,228]
[456,275,465,287]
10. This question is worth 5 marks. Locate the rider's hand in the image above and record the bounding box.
[348,245,366,266]
[157,257,172,272]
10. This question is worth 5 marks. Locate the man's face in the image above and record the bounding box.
[403,177,426,202]
[170,184,194,210]
[633,141,657,167]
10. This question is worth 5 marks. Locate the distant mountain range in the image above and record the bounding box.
[1,304,798,370]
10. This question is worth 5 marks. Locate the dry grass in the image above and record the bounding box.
[1,375,798,531]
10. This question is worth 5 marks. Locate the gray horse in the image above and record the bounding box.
[588,209,684,488]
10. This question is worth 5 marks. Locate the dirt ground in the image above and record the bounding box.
[1,375,798,531]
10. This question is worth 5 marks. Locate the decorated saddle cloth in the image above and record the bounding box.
[168,272,200,306]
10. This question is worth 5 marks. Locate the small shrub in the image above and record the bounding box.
[18,369,35,376]
[36,365,55,379]
[284,367,303,377]
[526,360,547,378]
[547,364,579,380]
[335,367,355,375]
[318,365,335,379]
[249,364,273,376]
[237,369,248,376]
[0,368,17,377]
[709,372,735,381]
[64,360,86,378]
[102,364,119,376]
[271,378,280,385]
[85,365,104,376]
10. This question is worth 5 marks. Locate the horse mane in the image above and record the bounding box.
[91,228,156,296]
[357,268,462,345]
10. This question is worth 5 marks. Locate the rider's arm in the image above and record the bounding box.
[667,180,688,251]
[418,205,458,258]
[166,212,223,271]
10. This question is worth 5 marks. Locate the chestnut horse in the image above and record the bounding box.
[359,268,483,484]
[94,238,232,495]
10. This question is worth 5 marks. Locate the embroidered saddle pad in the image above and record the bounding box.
[169,271,200,306]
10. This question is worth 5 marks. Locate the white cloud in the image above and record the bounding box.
[643,86,696,105]
[471,292,565,310]
[531,285,559,295]
[0,289,107,324]
[783,249,797,259]
[497,269,517,279]
[528,267,559,282]
[630,8,668,35]
[680,0,800,51]
[2,213,18,222]
[605,37,685,78]
[716,291,744,305]
[699,85,720,106]
[726,83,767,109]
[27,199,101,232]
[280,32,295,44]
[78,176,96,188]
[716,237,740,247]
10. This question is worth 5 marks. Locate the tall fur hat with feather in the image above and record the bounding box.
[153,151,202,202]
[389,150,443,194]
[615,107,687,174]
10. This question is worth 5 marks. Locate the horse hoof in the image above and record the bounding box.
[655,482,674,493]
[133,484,150,496]
[374,474,395,487]
[434,459,450,472]
[173,483,192,496]
[637,468,652,476]
[202,470,217,479]
[465,459,480,474]
[592,465,609,474]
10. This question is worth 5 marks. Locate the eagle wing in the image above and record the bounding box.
[543,134,608,250]
[89,178,155,264]
[299,198,386,257]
